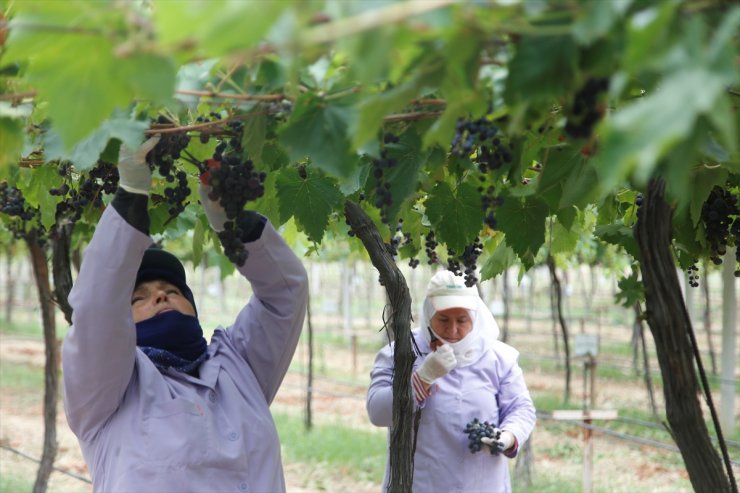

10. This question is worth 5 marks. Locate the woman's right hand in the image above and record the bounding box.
[416,344,457,385]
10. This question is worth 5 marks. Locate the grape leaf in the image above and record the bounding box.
[425,181,484,253]
[242,112,267,165]
[594,224,639,259]
[480,238,517,281]
[279,95,357,179]
[0,118,23,173]
[69,117,149,171]
[504,34,578,104]
[496,194,548,268]
[275,167,344,243]
[153,1,288,58]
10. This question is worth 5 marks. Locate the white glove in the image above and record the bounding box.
[198,183,228,232]
[481,430,516,454]
[415,344,457,385]
[118,135,161,195]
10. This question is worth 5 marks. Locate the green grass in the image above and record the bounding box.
[273,411,386,484]
[0,474,32,493]
[0,360,43,392]
[1,320,43,337]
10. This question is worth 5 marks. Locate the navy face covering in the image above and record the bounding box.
[135,310,208,372]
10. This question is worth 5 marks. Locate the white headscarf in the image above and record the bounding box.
[421,270,500,367]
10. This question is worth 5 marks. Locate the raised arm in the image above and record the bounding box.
[62,137,159,440]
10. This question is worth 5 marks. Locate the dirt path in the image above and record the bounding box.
[0,334,703,492]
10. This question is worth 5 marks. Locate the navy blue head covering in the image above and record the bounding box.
[135,247,197,316]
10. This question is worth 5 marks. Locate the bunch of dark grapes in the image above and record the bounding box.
[464,418,502,455]
[0,182,42,242]
[205,132,266,266]
[564,77,609,139]
[446,249,461,276]
[686,262,699,288]
[700,186,739,266]
[479,184,504,230]
[460,238,483,287]
[0,182,34,220]
[146,121,193,219]
[371,132,400,224]
[53,160,120,223]
[424,231,440,265]
[451,117,513,173]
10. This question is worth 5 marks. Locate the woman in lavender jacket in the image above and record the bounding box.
[367,270,536,493]
[62,137,308,493]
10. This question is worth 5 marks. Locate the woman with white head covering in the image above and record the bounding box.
[367,270,536,493]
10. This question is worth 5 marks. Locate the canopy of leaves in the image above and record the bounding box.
[0,0,738,282]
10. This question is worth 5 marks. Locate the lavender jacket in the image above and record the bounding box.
[366,329,536,493]
[62,206,308,493]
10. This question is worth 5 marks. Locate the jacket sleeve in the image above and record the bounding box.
[224,220,308,404]
[62,206,153,441]
[494,341,537,457]
[366,343,395,427]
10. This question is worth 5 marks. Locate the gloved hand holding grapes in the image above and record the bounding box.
[464,418,516,455]
[481,431,515,454]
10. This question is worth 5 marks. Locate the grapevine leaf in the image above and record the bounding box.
[153,1,288,58]
[279,95,357,179]
[623,1,677,71]
[69,117,149,171]
[192,216,206,267]
[425,181,484,253]
[595,67,732,191]
[123,53,177,106]
[504,34,578,104]
[496,194,548,269]
[557,206,577,231]
[537,148,579,212]
[615,270,643,308]
[275,167,344,243]
[0,118,23,173]
[9,35,132,147]
[573,0,632,45]
[480,238,517,281]
[593,224,639,259]
[353,77,425,150]
[550,220,579,255]
[22,165,61,229]
[383,129,430,223]
[242,112,266,165]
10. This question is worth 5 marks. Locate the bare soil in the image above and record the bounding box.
[0,332,728,493]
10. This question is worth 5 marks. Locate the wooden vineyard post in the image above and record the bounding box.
[553,334,618,493]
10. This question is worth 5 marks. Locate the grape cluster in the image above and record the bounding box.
[146,120,193,219]
[0,182,43,243]
[204,130,266,267]
[464,418,502,455]
[0,182,33,220]
[479,184,504,230]
[452,117,513,172]
[700,186,739,266]
[424,231,440,265]
[460,238,483,287]
[564,77,609,139]
[445,239,482,287]
[686,262,699,288]
[371,132,400,224]
[53,160,119,223]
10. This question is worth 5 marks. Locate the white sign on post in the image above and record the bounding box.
[574,334,599,357]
